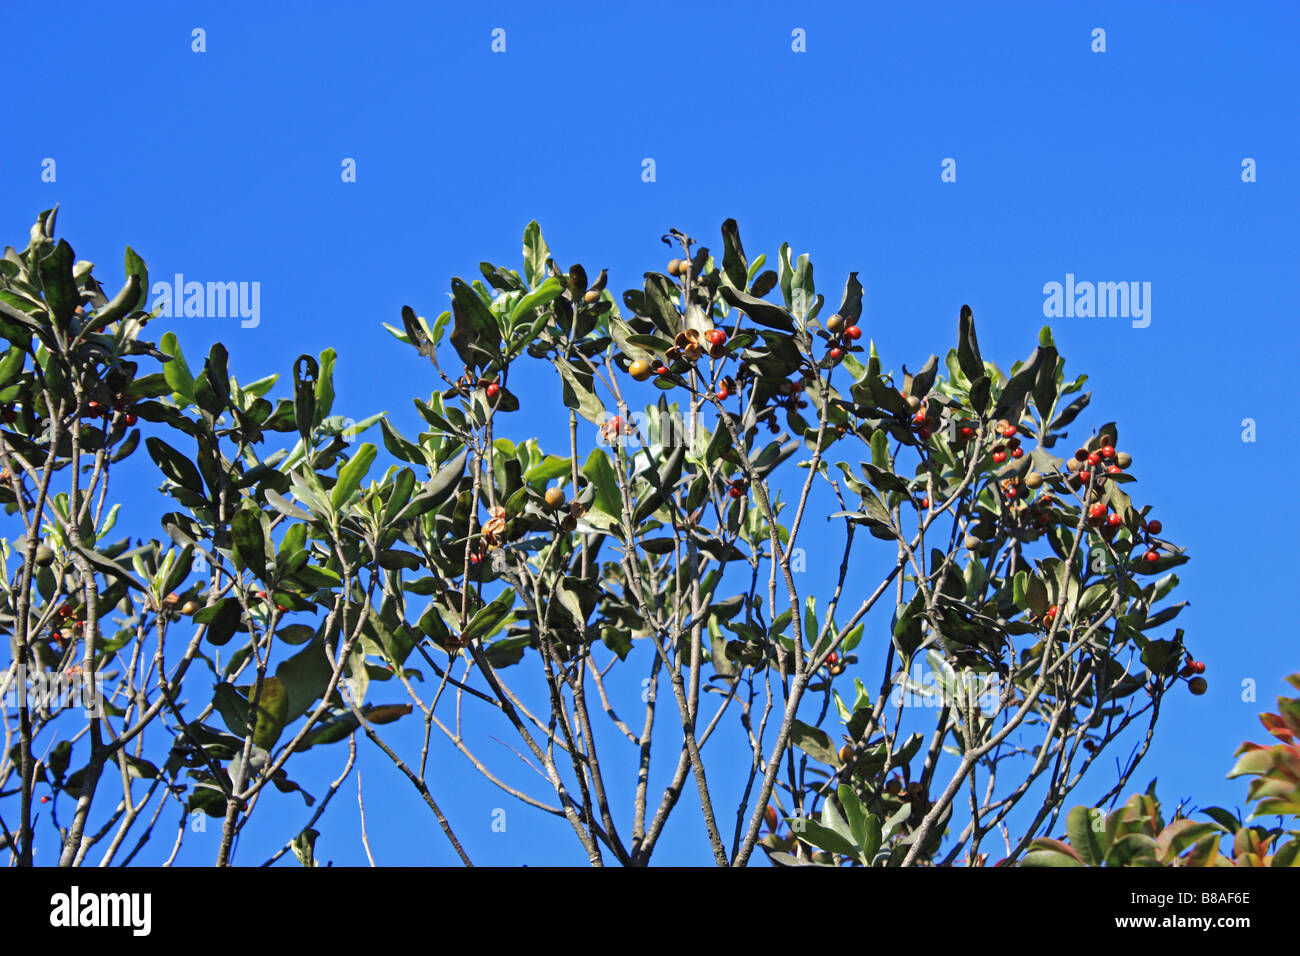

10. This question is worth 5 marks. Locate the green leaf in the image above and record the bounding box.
[251,675,290,750]
[522,221,551,289]
[194,597,243,645]
[231,507,270,580]
[789,719,838,765]
[583,449,621,519]
[160,332,197,406]
[462,588,516,643]
[552,360,606,425]
[718,286,795,333]
[1066,805,1106,865]
[719,218,748,289]
[956,305,984,384]
[145,437,205,496]
[331,443,377,510]
[798,819,860,858]
[276,634,337,723]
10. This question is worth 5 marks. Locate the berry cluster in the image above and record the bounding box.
[728,476,748,499]
[83,395,138,427]
[823,313,861,362]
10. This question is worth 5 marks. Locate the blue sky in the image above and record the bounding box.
[1,1,1296,865]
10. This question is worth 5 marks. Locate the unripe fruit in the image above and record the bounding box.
[1188,677,1207,695]
[584,289,600,304]
[825,314,844,334]
[34,544,55,567]
[667,259,683,276]
[485,383,500,399]
[181,600,200,615]
[1066,458,1080,473]
[843,325,862,341]
[1115,452,1132,468]
[1024,471,1043,489]
[764,805,778,829]
[839,744,853,764]
[964,535,981,549]
[544,487,566,510]
[906,394,923,411]
[629,359,652,381]
[1147,519,1163,535]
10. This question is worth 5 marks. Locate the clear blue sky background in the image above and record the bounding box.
[1,1,1296,865]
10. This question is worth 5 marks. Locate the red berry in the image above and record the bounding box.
[1088,502,1106,519]
[729,486,743,499]
[1106,464,1122,474]
[958,425,975,440]
[827,651,839,665]
[1011,447,1024,459]
[1147,519,1162,535]
[1086,452,1101,467]
[717,386,730,400]
[706,328,727,346]
[1142,551,1160,564]
[843,325,862,341]
[1077,470,1092,484]
[1101,445,1116,459]
[485,383,500,399]
[917,427,931,442]
[913,411,927,426]
[86,401,103,416]
[124,412,137,426]
[1106,512,1122,528]
[469,552,481,564]
[828,347,843,360]
[917,496,930,509]
[40,796,49,804]
[992,450,1006,464]
[1194,661,1205,674]
[656,365,670,376]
